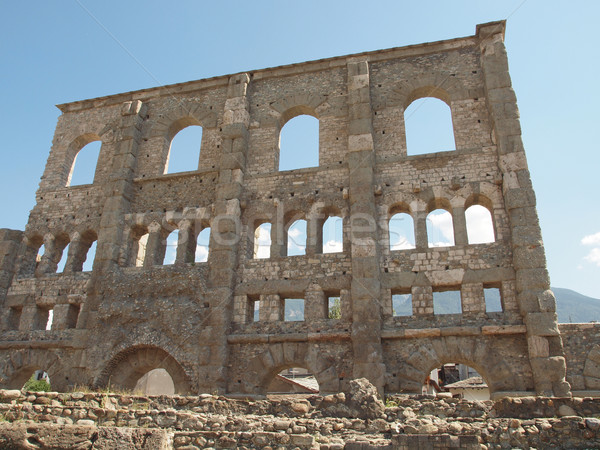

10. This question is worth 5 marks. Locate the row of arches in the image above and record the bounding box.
[126,222,211,267]
[62,95,458,187]
[389,204,495,250]
[19,231,98,277]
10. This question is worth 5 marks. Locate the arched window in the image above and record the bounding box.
[56,243,70,273]
[465,205,495,244]
[67,140,101,186]
[279,115,319,171]
[165,125,203,174]
[195,227,210,262]
[135,233,149,267]
[163,229,179,265]
[322,216,343,253]
[405,97,455,156]
[287,220,307,256]
[426,209,454,247]
[254,223,271,259]
[81,240,97,272]
[389,213,416,250]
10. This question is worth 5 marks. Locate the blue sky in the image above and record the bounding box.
[1,1,599,298]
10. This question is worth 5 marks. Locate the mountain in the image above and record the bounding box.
[552,287,600,324]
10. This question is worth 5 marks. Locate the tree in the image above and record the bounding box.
[328,297,341,319]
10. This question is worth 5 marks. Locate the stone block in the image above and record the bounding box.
[525,312,559,336]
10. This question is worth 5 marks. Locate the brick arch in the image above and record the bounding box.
[245,343,340,395]
[94,345,193,394]
[386,337,533,395]
[0,349,61,390]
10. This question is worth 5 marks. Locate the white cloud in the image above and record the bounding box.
[195,245,208,262]
[427,210,454,245]
[465,205,495,244]
[255,245,270,259]
[323,239,343,253]
[391,237,415,251]
[582,232,600,246]
[584,248,600,267]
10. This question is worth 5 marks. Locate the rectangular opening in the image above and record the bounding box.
[245,296,260,323]
[327,296,341,319]
[66,304,81,329]
[484,286,502,313]
[7,307,22,330]
[283,298,304,322]
[41,308,53,331]
[392,293,413,317]
[433,289,462,315]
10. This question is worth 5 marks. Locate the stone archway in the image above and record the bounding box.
[0,349,61,390]
[245,342,340,395]
[94,345,193,394]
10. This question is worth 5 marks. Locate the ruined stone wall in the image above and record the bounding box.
[0,21,579,397]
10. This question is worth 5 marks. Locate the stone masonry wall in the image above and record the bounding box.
[0,21,581,398]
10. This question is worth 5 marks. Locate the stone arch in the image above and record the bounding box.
[270,93,328,127]
[0,349,61,390]
[389,74,475,109]
[150,102,217,141]
[245,343,340,395]
[94,345,193,394]
[17,232,45,277]
[583,344,600,390]
[386,336,531,395]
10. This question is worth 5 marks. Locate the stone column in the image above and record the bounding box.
[346,59,386,394]
[175,220,195,264]
[452,206,468,246]
[198,73,251,393]
[0,229,23,304]
[78,100,146,329]
[477,21,570,396]
[414,209,429,250]
[305,283,326,320]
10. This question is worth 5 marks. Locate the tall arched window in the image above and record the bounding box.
[56,242,70,273]
[322,216,343,253]
[405,97,455,156]
[67,140,101,186]
[426,209,454,247]
[279,114,319,171]
[389,213,416,250]
[254,223,271,259]
[81,240,97,272]
[165,125,203,174]
[465,205,495,244]
[287,220,307,256]
[195,227,211,262]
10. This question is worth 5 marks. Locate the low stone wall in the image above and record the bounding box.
[0,389,599,449]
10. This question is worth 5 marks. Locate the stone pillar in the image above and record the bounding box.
[346,59,386,394]
[260,294,282,322]
[176,220,195,264]
[0,229,23,304]
[305,283,326,320]
[306,216,323,256]
[78,100,147,329]
[35,234,61,275]
[414,209,429,250]
[198,73,251,394]
[452,206,469,246]
[461,282,485,314]
[477,21,570,396]
[144,224,165,267]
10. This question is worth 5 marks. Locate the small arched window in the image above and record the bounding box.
[163,229,179,265]
[67,140,101,186]
[135,233,149,267]
[405,97,455,156]
[195,227,211,262]
[465,205,495,244]
[389,213,416,250]
[427,209,454,248]
[279,114,319,171]
[322,216,343,253]
[287,219,307,256]
[165,125,203,174]
[81,240,97,272]
[254,223,271,259]
[56,242,70,273]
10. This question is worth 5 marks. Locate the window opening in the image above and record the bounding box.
[323,216,343,253]
[68,140,101,186]
[405,97,455,156]
[81,240,97,272]
[392,293,413,316]
[279,115,319,171]
[389,213,416,250]
[136,233,149,267]
[163,230,179,265]
[133,368,175,396]
[254,223,271,259]
[45,308,54,331]
[284,298,305,321]
[433,289,461,315]
[484,287,502,313]
[328,296,341,319]
[56,243,69,273]
[195,227,211,262]
[165,125,203,174]
[287,220,307,256]
[427,209,454,247]
[466,205,495,244]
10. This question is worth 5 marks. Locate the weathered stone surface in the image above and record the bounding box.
[0,19,578,401]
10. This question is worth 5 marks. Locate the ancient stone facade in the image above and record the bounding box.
[0,21,582,397]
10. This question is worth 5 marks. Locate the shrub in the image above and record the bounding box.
[23,374,51,392]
